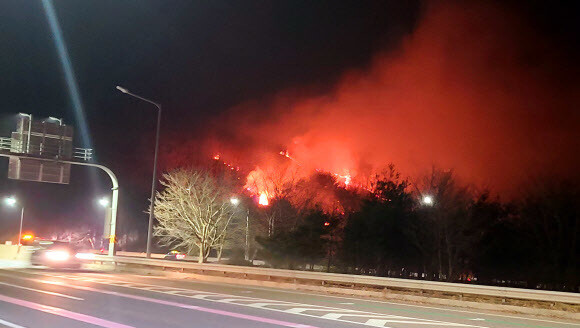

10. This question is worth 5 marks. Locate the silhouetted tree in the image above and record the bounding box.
[519,179,580,291]
[256,209,331,269]
[151,168,239,263]
[340,165,418,276]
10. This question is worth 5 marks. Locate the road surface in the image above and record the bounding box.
[0,268,577,328]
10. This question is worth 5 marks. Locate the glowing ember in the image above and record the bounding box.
[258,193,269,206]
[344,175,351,186]
[331,172,352,187]
[279,149,301,165]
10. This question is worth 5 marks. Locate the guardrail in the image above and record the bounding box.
[92,255,580,305]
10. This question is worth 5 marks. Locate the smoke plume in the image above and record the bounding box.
[184,1,580,196]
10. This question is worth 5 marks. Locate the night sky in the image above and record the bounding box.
[0,1,578,242]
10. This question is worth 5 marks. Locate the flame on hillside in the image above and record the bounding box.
[190,1,580,200]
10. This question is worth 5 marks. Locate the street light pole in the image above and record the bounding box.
[18,207,24,246]
[116,86,161,258]
[245,208,250,261]
[230,197,250,261]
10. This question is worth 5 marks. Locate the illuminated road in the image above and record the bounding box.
[0,269,577,328]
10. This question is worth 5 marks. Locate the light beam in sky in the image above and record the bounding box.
[41,0,92,150]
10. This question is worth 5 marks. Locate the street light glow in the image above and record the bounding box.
[98,197,110,207]
[230,197,240,205]
[422,195,434,206]
[4,197,17,207]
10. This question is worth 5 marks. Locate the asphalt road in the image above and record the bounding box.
[0,268,577,328]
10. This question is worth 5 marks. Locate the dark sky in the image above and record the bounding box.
[0,0,421,240]
[0,1,578,242]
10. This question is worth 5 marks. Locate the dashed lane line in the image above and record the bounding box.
[0,281,84,300]
[32,272,486,328]
[0,294,133,328]
[0,318,28,328]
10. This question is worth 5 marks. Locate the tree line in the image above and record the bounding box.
[151,165,579,292]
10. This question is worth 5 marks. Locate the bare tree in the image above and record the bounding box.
[151,168,237,263]
[50,225,96,249]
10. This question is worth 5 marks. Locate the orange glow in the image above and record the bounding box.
[21,234,34,240]
[258,193,269,206]
[185,1,580,200]
[279,149,301,165]
[333,173,352,187]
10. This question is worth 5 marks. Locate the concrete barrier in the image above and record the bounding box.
[0,244,32,267]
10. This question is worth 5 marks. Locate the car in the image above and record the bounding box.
[164,250,186,260]
[30,240,82,269]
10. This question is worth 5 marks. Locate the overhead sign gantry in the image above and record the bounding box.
[0,113,117,257]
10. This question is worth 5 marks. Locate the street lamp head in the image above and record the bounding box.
[98,197,110,207]
[116,85,129,94]
[230,197,240,205]
[4,196,17,207]
[422,195,434,206]
[48,116,63,124]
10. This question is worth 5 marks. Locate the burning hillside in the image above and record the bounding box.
[170,1,580,199]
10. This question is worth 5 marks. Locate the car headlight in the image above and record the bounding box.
[45,250,70,261]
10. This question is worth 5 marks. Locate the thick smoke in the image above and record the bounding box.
[198,1,579,196]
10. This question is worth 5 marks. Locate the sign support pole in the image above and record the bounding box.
[0,154,119,257]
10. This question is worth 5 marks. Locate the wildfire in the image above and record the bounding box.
[213,150,358,210]
[332,173,352,187]
[258,192,269,206]
[279,149,300,165]
[211,154,239,171]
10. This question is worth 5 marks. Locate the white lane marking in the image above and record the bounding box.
[138,286,178,291]
[365,319,390,327]
[0,318,28,328]
[369,320,462,326]
[322,313,402,320]
[340,302,355,305]
[219,298,285,304]
[365,318,460,326]
[17,280,320,328]
[321,313,471,325]
[284,307,351,314]
[205,280,580,326]
[469,318,486,321]
[0,281,84,300]
[0,294,134,328]
[28,272,483,328]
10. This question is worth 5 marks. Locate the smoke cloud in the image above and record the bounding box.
[184,1,580,196]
